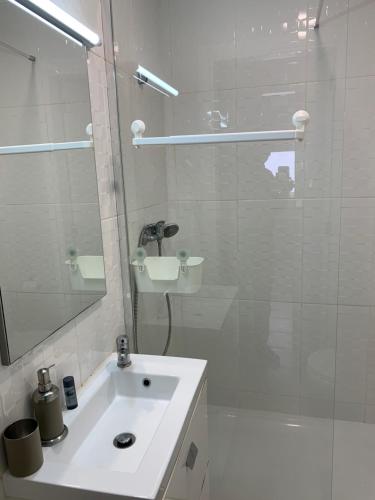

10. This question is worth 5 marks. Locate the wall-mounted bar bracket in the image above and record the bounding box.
[133,65,179,97]
[132,74,170,97]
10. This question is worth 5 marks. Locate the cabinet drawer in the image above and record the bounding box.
[164,381,208,500]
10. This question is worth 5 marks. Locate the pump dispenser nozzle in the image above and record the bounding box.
[37,365,54,393]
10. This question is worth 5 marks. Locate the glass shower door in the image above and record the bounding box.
[110,1,337,499]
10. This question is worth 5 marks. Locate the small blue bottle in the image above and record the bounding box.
[63,376,78,410]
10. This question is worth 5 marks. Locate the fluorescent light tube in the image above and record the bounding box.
[136,65,179,97]
[8,0,101,48]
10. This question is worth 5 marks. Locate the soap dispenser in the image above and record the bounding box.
[32,366,68,446]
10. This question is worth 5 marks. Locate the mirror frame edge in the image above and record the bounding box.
[0,290,11,365]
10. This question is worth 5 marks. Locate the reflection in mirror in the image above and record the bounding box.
[0,1,106,364]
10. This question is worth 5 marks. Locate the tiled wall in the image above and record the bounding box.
[0,1,126,497]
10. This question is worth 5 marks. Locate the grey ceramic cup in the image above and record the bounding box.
[3,418,44,477]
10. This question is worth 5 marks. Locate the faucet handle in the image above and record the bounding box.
[117,334,129,351]
[116,335,132,368]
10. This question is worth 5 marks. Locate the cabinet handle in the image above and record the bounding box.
[186,442,198,470]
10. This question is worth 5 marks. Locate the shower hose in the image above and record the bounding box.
[133,239,172,356]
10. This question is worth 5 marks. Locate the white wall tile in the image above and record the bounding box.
[208,385,239,408]
[342,77,375,197]
[168,144,237,201]
[300,304,337,403]
[304,79,345,198]
[335,306,370,405]
[347,0,375,78]
[302,199,340,304]
[236,84,306,133]
[364,308,375,406]
[45,103,92,143]
[299,397,334,418]
[2,293,66,361]
[0,107,48,146]
[334,401,364,421]
[50,323,81,392]
[307,0,349,81]
[238,200,303,301]
[236,0,308,87]
[172,90,237,136]
[364,404,375,424]
[239,391,300,414]
[179,297,239,403]
[238,300,301,399]
[0,205,63,293]
[339,198,375,305]
[168,0,236,92]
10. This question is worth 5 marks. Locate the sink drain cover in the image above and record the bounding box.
[113,432,136,449]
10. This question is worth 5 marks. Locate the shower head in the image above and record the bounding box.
[163,223,179,238]
[138,221,179,247]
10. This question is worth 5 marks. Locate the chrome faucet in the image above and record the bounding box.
[116,335,131,368]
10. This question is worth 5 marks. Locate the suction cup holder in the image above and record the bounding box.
[292,110,310,140]
[130,120,146,147]
[134,247,147,272]
[176,249,190,273]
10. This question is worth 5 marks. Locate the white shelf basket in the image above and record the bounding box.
[132,256,204,294]
[66,256,105,292]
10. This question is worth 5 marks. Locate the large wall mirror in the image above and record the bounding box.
[0,1,106,364]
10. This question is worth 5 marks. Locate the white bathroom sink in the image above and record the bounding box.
[4,354,207,500]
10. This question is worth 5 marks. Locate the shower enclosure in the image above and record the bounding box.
[108,1,375,499]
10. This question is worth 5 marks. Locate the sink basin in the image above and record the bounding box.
[54,371,178,474]
[4,354,207,500]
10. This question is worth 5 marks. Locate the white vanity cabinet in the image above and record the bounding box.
[163,381,209,500]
